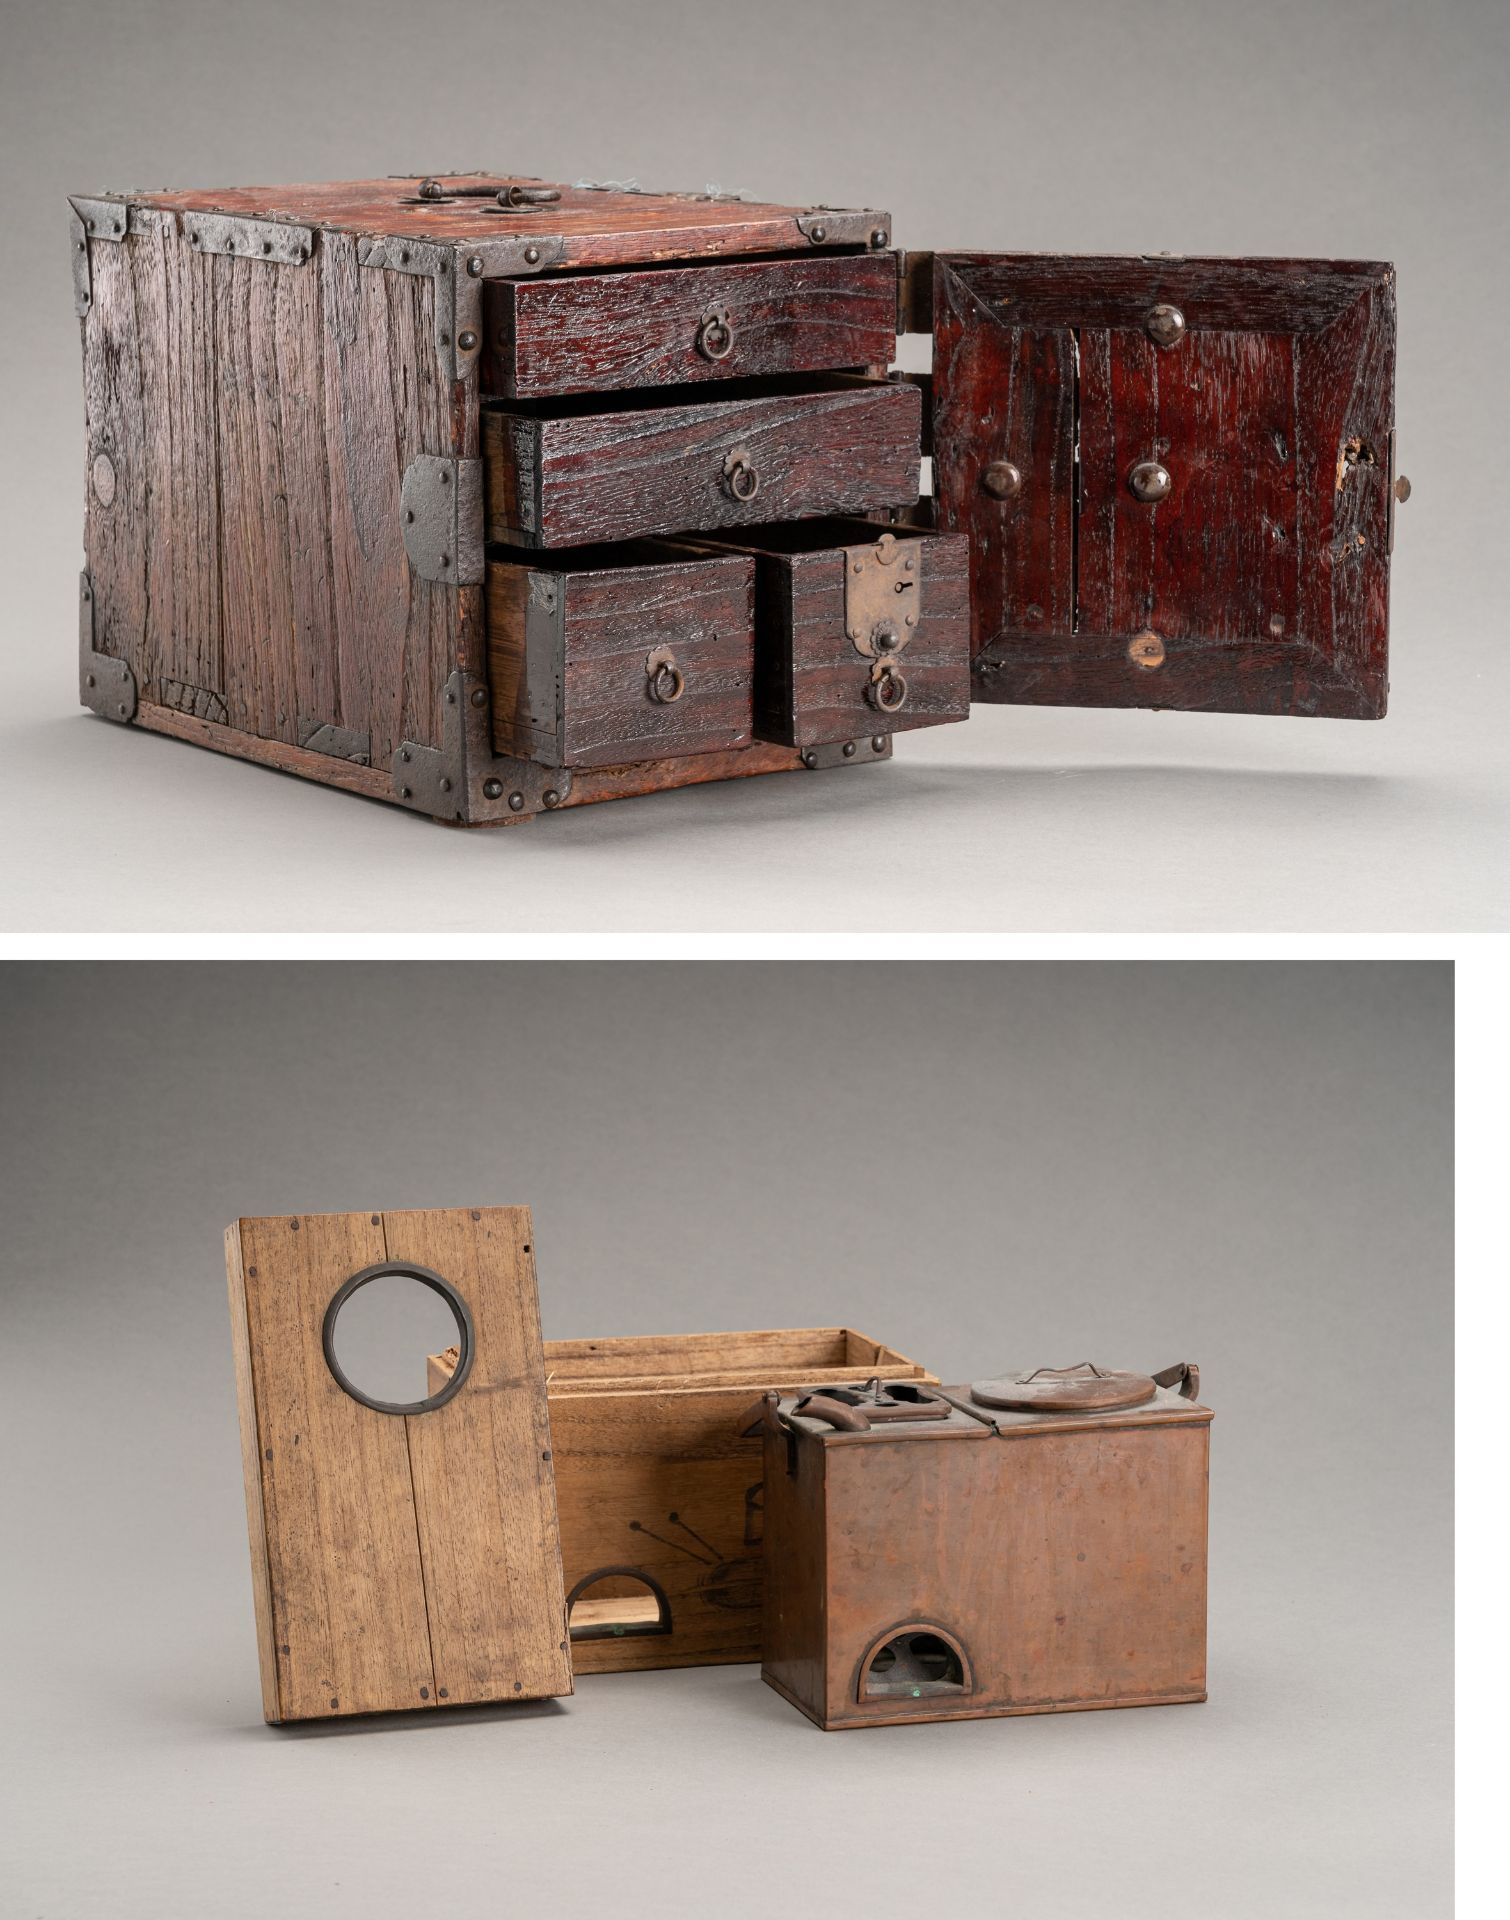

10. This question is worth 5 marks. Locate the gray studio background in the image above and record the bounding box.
[3,0,1508,932]
[0,962,1452,1917]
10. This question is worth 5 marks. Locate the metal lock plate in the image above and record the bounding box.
[844,531,923,659]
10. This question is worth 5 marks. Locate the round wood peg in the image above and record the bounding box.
[1129,460,1172,503]
[1128,629,1166,670]
[981,460,1022,500]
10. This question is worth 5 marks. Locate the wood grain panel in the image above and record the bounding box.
[484,379,920,547]
[225,1208,571,1721]
[485,253,897,397]
[931,258,1076,658]
[133,179,887,270]
[383,1209,572,1707]
[486,551,756,767]
[935,252,1394,717]
[427,1328,936,1675]
[79,219,463,766]
[231,1211,433,1721]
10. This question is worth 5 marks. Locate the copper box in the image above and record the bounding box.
[759,1363,1212,1729]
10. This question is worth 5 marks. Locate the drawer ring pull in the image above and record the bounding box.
[646,647,686,705]
[696,307,735,361]
[866,662,909,714]
[722,446,761,503]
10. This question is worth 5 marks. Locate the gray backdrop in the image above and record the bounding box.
[3,0,1508,931]
[0,962,1453,1916]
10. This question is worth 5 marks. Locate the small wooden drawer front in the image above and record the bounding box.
[482,254,898,398]
[487,544,755,768]
[685,519,972,747]
[484,376,921,549]
[428,1327,937,1676]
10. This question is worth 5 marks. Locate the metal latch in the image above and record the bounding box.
[845,531,923,714]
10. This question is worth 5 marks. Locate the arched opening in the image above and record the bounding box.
[565,1567,673,1642]
[858,1625,972,1702]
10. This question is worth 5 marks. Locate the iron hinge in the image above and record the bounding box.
[400,457,484,586]
[796,208,891,250]
[78,572,136,723]
[391,670,574,823]
[897,250,935,334]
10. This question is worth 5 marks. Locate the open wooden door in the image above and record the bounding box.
[929,254,1398,717]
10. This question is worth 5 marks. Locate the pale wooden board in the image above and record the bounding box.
[227,1207,571,1721]
[427,1327,938,1674]
[383,1209,572,1706]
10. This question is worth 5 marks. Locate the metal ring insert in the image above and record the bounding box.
[696,307,735,361]
[866,662,909,713]
[321,1261,474,1416]
[722,446,760,502]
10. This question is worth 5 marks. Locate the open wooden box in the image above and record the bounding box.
[429,1326,935,1673]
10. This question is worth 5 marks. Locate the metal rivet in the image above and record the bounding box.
[439,777,452,793]
[803,750,818,767]
[439,468,450,484]
[1129,460,1172,503]
[458,330,477,351]
[871,736,886,752]
[86,673,96,688]
[524,246,540,265]
[440,554,450,568]
[1268,612,1285,637]
[438,331,449,345]
[483,778,503,799]
[542,789,561,808]
[470,687,488,708]
[262,241,272,255]
[400,249,411,264]
[843,741,856,757]
[399,748,411,762]
[118,703,127,716]
[445,690,456,705]
[1146,303,1185,349]
[467,255,484,276]
[1129,629,1166,670]
[871,228,888,248]
[399,785,412,799]
[405,509,414,523]
[508,791,524,812]
[810,224,826,243]
[438,1689,448,1700]
[982,460,1022,500]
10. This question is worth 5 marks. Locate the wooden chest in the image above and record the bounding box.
[72,175,1404,826]
[428,1326,935,1675]
[758,1362,1211,1730]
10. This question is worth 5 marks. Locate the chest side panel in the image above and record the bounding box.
[80,217,462,771]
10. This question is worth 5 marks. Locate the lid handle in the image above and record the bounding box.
[1151,1360,1201,1401]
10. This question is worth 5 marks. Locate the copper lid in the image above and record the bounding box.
[970,1362,1158,1413]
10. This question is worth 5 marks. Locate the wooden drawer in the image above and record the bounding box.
[487,544,755,768]
[427,1327,937,1675]
[683,518,972,748]
[482,253,898,397]
[483,375,921,548]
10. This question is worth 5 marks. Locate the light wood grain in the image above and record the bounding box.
[226,1208,570,1721]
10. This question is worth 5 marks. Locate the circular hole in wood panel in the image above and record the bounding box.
[322,1262,474,1415]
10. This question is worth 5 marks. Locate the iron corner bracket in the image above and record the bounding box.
[390,669,572,824]
[400,457,484,585]
[78,572,137,723]
[358,232,566,384]
[68,194,132,317]
[798,735,893,770]
[796,208,891,250]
